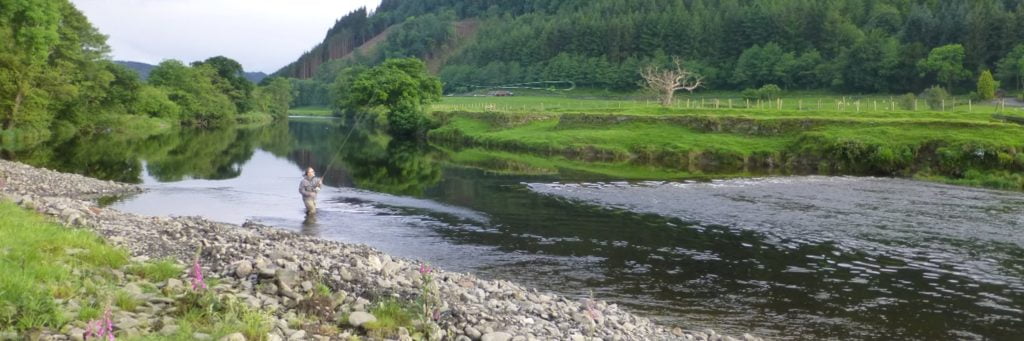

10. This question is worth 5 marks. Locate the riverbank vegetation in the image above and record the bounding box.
[0,0,292,150]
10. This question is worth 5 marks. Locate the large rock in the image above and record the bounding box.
[348,311,377,327]
[287,330,306,340]
[465,326,482,340]
[235,260,253,278]
[219,333,246,341]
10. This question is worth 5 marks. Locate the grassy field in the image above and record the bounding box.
[428,93,1024,191]
[433,91,1024,116]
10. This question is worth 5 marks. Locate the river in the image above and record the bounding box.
[4,117,1022,340]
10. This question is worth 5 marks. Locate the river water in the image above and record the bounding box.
[4,117,1022,339]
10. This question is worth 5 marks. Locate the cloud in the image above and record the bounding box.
[72,0,382,73]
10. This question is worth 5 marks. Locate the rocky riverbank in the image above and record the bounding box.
[0,159,761,341]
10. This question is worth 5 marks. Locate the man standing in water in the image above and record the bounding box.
[299,167,322,215]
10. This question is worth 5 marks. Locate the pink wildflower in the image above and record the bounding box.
[191,260,207,290]
[84,306,115,340]
[418,263,432,275]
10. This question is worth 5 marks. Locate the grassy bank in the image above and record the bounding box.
[434,91,1024,115]
[0,201,271,339]
[428,108,1024,191]
[288,106,335,117]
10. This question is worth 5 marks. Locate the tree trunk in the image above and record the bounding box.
[661,87,674,106]
[3,87,24,130]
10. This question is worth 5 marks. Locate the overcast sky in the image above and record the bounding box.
[72,0,382,73]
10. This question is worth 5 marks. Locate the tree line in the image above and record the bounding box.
[1,0,293,143]
[282,0,1024,103]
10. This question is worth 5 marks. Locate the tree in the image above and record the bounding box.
[976,70,998,100]
[148,60,236,127]
[347,58,442,136]
[253,77,293,120]
[995,44,1024,90]
[732,43,797,89]
[918,44,971,91]
[639,57,703,106]
[0,0,62,130]
[192,56,254,113]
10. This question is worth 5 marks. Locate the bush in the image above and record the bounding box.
[898,93,917,110]
[740,84,782,100]
[921,86,951,110]
[977,70,998,100]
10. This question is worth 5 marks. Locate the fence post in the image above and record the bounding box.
[729,99,733,109]
[914,99,918,111]
[968,99,971,112]
[942,99,945,111]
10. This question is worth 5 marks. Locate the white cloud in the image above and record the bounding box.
[72,0,382,73]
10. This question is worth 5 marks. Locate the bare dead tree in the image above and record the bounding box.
[639,57,704,106]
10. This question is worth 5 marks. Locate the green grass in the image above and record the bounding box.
[289,106,335,116]
[429,100,1024,191]
[363,299,419,339]
[126,258,183,282]
[0,201,276,339]
[434,91,1024,117]
[115,290,141,312]
[0,200,129,332]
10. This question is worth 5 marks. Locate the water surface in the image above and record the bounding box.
[5,118,1023,339]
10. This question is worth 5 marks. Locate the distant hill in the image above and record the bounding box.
[115,61,156,80]
[116,60,266,83]
[277,0,1024,96]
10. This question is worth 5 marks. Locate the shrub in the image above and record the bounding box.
[740,84,782,101]
[977,70,998,100]
[921,86,951,110]
[898,93,917,110]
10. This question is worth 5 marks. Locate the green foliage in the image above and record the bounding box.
[133,86,181,119]
[347,58,442,136]
[253,77,293,120]
[995,44,1024,91]
[897,93,917,110]
[976,70,998,100]
[920,86,952,110]
[918,44,971,91]
[192,56,255,113]
[149,60,238,128]
[382,12,456,59]
[742,84,782,101]
[732,43,797,89]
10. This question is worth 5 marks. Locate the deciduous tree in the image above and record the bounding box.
[639,57,703,107]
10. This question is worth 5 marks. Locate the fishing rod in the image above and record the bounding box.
[316,110,370,186]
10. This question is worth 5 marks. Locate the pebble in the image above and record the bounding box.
[348,311,377,327]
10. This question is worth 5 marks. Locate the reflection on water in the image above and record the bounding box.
[4,117,1024,340]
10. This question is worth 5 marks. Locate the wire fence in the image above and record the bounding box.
[431,96,1021,114]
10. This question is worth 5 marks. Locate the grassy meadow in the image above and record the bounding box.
[427,92,1024,190]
